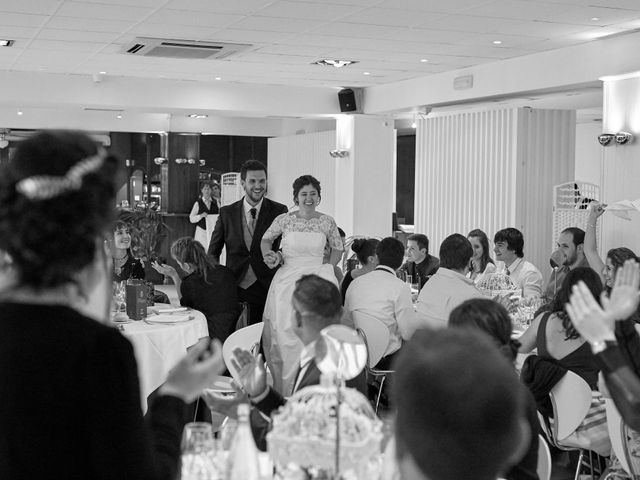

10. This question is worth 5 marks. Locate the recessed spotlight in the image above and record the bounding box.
[363,71,371,75]
[0,39,14,47]
[99,71,106,75]
[420,58,429,63]
[313,59,358,68]
[116,114,123,119]
[188,114,208,119]
[411,121,417,129]
[17,110,23,116]
[215,77,221,80]
[591,17,599,21]
[492,40,502,45]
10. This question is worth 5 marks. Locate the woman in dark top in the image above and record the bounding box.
[153,236,239,343]
[340,237,379,305]
[111,220,145,282]
[450,298,540,480]
[0,130,224,480]
[519,267,602,388]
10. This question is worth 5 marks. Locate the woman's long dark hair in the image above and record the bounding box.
[467,229,495,273]
[171,237,218,283]
[549,267,603,340]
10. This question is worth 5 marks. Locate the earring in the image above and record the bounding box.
[316,198,321,206]
[294,199,299,205]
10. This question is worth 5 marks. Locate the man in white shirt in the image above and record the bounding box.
[493,227,543,298]
[345,237,417,368]
[415,233,484,329]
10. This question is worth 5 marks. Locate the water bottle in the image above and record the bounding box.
[227,404,261,480]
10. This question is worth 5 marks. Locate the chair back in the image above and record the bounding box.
[351,310,390,368]
[222,323,264,383]
[549,370,592,442]
[605,398,634,476]
[537,435,552,480]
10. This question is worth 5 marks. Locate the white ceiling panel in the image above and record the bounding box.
[463,0,576,22]
[37,29,119,43]
[256,1,361,21]
[492,20,592,37]
[551,6,640,27]
[210,29,294,44]
[228,16,327,33]
[28,39,104,52]
[417,14,521,33]
[72,0,164,6]
[145,10,243,28]
[0,0,61,15]
[45,16,136,32]
[166,0,273,14]
[125,24,220,41]
[375,0,495,14]
[340,8,446,27]
[56,2,154,21]
[306,22,403,39]
[0,13,49,27]
[257,44,335,56]
[287,0,382,5]
[0,26,40,39]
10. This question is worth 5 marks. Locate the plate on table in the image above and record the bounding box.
[205,375,235,395]
[144,314,194,325]
[155,306,188,314]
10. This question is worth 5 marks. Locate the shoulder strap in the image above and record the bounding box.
[536,311,553,356]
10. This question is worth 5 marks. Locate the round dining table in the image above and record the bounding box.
[117,306,209,412]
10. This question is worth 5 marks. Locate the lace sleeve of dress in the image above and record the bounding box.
[262,213,287,242]
[326,216,344,250]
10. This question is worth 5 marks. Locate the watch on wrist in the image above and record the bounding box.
[590,339,617,354]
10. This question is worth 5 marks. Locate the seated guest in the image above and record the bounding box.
[494,227,543,298]
[0,130,225,479]
[398,233,439,289]
[345,237,418,369]
[111,220,145,282]
[543,227,590,302]
[340,237,379,304]
[449,299,540,480]
[393,329,530,480]
[415,234,484,329]
[467,228,496,281]
[153,237,239,343]
[205,274,366,450]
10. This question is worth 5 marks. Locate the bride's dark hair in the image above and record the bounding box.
[292,175,321,204]
[0,130,119,289]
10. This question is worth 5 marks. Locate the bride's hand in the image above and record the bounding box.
[263,251,280,269]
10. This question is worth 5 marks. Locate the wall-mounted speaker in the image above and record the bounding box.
[338,88,363,113]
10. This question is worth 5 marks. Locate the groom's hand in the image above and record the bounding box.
[263,251,280,269]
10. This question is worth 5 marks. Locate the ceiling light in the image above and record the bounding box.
[420,58,429,63]
[188,114,208,119]
[99,71,107,74]
[0,40,14,47]
[215,77,221,80]
[411,121,417,129]
[313,59,358,68]
[591,17,599,21]
[116,114,123,119]
[363,71,371,75]
[17,110,23,116]
[492,40,502,45]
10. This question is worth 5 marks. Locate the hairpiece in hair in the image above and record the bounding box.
[15,150,105,200]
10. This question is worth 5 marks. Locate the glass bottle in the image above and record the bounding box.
[227,404,261,480]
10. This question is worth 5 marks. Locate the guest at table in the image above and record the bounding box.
[449,298,540,480]
[494,227,543,298]
[111,219,145,282]
[393,329,530,480]
[340,237,379,305]
[0,130,225,480]
[543,227,590,303]
[190,181,219,249]
[153,237,239,343]
[398,233,439,290]
[467,228,495,282]
[415,234,484,330]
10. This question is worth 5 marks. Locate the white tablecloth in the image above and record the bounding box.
[120,310,209,411]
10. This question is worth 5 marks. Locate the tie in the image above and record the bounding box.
[505,266,511,276]
[249,208,257,231]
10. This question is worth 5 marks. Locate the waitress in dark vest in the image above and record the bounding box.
[189,181,219,249]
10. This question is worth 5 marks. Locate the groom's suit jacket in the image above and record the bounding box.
[208,196,288,290]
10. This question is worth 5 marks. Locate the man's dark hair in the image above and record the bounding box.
[407,233,429,254]
[494,228,524,258]
[561,227,585,247]
[240,160,267,181]
[393,329,524,480]
[293,274,341,320]
[439,234,473,270]
[376,237,405,270]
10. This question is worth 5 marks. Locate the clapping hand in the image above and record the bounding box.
[263,251,281,269]
[231,348,267,398]
[588,202,607,221]
[566,282,615,345]
[203,381,247,420]
[602,259,640,321]
[152,261,178,278]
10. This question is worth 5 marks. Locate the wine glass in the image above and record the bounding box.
[112,281,126,315]
[181,422,221,480]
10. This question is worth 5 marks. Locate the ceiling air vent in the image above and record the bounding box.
[121,37,251,60]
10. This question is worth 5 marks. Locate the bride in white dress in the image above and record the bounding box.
[261,175,344,394]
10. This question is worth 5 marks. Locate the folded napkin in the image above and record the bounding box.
[605,199,640,220]
[146,313,193,324]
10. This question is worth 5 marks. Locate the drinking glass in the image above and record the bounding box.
[181,422,221,480]
[113,281,126,314]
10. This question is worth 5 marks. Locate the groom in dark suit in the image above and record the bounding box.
[208,160,288,325]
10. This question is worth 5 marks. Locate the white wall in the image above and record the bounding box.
[575,122,603,186]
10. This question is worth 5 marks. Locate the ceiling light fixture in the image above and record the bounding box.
[215,77,221,80]
[0,40,14,47]
[188,114,208,119]
[591,17,599,21]
[313,59,358,68]
[493,40,502,45]
[363,71,371,75]
[99,71,107,75]
[420,58,429,63]
[17,110,23,116]
[116,114,123,119]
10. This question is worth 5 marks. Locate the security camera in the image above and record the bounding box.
[615,131,633,145]
[597,133,615,146]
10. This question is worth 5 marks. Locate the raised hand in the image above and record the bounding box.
[231,348,267,397]
[152,261,178,278]
[202,381,247,419]
[566,281,615,345]
[588,202,606,221]
[602,259,640,321]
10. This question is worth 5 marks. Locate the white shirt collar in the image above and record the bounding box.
[506,257,523,272]
[243,197,264,216]
[299,340,316,368]
[375,265,397,275]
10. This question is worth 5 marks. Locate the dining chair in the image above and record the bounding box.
[604,398,637,478]
[222,322,264,384]
[537,434,552,480]
[351,310,394,414]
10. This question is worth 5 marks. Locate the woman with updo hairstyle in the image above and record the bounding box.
[340,237,379,305]
[449,298,540,480]
[0,130,224,479]
[260,174,343,393]
[153,236,238,343]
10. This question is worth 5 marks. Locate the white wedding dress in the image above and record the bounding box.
[261,213,343,394]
